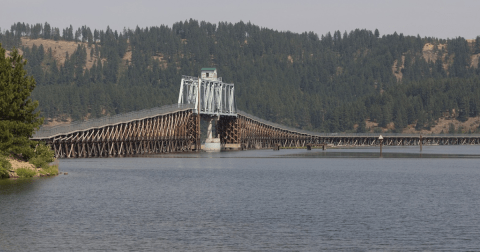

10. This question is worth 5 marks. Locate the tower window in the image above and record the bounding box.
[206,73,209,77]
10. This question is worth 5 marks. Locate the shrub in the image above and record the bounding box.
[0,46,43,160]
[448,123,456,134]
[16,167,36,178]
[0,156,11,179]
[29,143,54,168]
[39,165,59,176]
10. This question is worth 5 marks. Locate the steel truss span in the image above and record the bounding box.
[178,75,236,116]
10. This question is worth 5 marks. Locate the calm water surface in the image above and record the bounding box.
[1,146,480,251]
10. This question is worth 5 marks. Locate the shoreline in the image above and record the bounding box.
[4,157,60,179]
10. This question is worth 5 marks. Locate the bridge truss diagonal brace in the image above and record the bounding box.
[178,75,236,117]
[217,113,480,150]
[41,109,200,159]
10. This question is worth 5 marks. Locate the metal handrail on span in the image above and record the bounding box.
[237,110,480,138]
[32,104,195,139]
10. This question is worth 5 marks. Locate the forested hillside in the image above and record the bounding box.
[1,20,480,133]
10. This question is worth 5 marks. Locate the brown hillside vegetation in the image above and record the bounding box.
[8,38,478,82]
[19,38,101,69]
[405,116,480,134]
[4,48,24,58]
[422,43,445,62]
[391,41,479,82]
[392,55,405,81]
[43,117,72,127]
[366,116,480,134]
[13,38,169,70]
[123,45,132,64]
[422,43,450,72]
[471,53,480,68]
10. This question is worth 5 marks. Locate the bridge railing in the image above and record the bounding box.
[237,110,480,138]
[32,104,195,139]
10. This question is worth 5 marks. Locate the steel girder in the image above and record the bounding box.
[178,75,236,116]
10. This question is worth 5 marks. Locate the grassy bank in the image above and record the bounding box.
[0,156,59,179]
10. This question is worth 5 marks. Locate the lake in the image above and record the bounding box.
[1,146,480,251]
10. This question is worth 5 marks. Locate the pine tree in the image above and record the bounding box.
[0,45,43,158]
[458,97,469,122]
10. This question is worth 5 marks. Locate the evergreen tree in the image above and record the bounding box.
[3,21,480,134]
[0,44,43,158]
[458,97,469,122]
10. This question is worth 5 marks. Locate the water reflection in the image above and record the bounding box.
[149,145,480,159]
[0,177,42,196]
[282,150,480,158]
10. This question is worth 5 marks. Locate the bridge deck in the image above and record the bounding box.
[31,103,480,158]
[237,110,480,139]
[32,104,195,139]
[227,111,480,149]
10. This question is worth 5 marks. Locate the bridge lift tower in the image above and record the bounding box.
[178,68,236,151]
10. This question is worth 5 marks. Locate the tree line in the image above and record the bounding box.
[1,20,480,133]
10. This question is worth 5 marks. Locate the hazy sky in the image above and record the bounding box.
[1,0,479,39]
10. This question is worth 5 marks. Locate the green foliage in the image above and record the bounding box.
[2,21,480,133]
[0,156,12,178]
[356,121,366,133]
[38,165,58,175]
[448,123,456,134]
[15,167,36,178]
[0,43,43,159]
[29,143,54,168]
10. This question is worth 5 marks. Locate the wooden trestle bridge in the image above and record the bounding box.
[31,69,480,158]
[31,104,480,159]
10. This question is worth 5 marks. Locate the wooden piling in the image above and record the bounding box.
[419,135,422,152]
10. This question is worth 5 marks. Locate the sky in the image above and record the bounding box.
[1,0,479,39]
